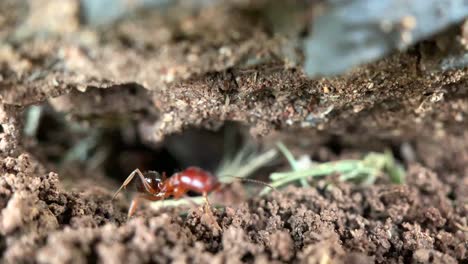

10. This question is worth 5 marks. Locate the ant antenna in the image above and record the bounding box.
[222,175,278,192]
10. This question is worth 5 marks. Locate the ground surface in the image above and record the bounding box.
[0,1,467,263]
[0,146,466,263]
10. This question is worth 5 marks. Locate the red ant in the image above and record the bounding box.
[112,167,222,218]
[112,166,273,218]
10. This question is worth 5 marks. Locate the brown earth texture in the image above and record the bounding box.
[0,1,467,264]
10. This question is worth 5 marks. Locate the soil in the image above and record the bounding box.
[0,1,467,263]
[0,148,466,264]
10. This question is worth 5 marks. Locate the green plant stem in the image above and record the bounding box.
[270,160,359,181]
[276,142,309,187]
[151,197,205,210]
[260,160,361,195]
[223,148,278,181]
[24,105,42,137]
[276,142,299,170]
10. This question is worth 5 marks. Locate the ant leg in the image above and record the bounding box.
[202,192,221,231]
[203,192,214,208]
[128,196,141,218]
[112,168,156,200]
[127,194,165,218]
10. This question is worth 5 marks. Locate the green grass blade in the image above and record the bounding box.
[276,142,299,170]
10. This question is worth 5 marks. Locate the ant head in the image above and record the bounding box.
[149,178,165,192]
[139,171,166,193]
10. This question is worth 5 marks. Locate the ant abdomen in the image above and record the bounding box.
[170,167,220,194]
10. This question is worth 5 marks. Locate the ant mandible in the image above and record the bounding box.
[112,167,221,218]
